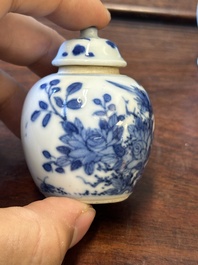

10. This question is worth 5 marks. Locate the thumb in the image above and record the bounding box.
[0,197,95,265]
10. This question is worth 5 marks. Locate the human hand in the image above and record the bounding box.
[0,0,110,137]
[0,197,96,264]
[0,1,110,264]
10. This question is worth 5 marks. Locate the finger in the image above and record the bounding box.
[2,0,111,30]
[0,70,26,137]
[25,198,96,250]
[0,14,64,137]
[0,13,64,77]
[0,197,95,265]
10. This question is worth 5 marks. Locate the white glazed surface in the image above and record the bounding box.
[21,73,154,203]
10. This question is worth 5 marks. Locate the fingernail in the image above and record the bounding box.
[69,206,96,248]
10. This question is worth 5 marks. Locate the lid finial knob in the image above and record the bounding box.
[80,27,99,39]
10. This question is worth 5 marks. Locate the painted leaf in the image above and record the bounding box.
[74,118,84,131]
[56,146,71,155]
[56,156,70,167]
[39,101,48,110]
[103,93,111,102]
[40,83,47,89]
[31,110,41,121]
[59,134,70,144]
[42,150,51,159]
[54,96,64,108]
[99,119,108,130]
[43,163,52,172]
[62,121,79,135]
[93,98,102,105]
[66,99,82,109]
[85,162,95,175]
[67,82,83,96]
[113,144,125,157]
[108,114,118,128]
[108,104,116,111]
[106,131,113,143]
[42,113,51,127]
[93,111,106,116]
[118,115,125,121]
[69,148,90,158]
[71,160,82,171]
[113,126,124,140]
[55,167,65,173]
[68,140,85,149]
[83,153,99,165]
[51,87,61,93]
[50,79,60,86]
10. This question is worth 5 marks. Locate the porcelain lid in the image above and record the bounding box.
[52,27,127,67]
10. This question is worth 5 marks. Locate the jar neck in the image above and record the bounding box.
[57,66,120,74]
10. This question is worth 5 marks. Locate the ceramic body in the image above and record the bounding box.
[21,28,154,203]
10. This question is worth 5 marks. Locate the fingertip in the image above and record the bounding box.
[97,10,111,30]
[104,8,111,27]
[43,197,96,248]
[95,5,111,29]
[21,197,96,263]
[47,0,111,31]
[43,197,96,249]
[69,206,96,248]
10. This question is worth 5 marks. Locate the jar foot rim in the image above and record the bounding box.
[43,193,131,204]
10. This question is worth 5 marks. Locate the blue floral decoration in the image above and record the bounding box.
[106,40,117,49]
[62,52,68,57]
[72,44,95,57]
[72,45,86,55]
[31,79,154,197]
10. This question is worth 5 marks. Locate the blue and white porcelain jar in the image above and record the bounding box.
[21,27,154,203]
